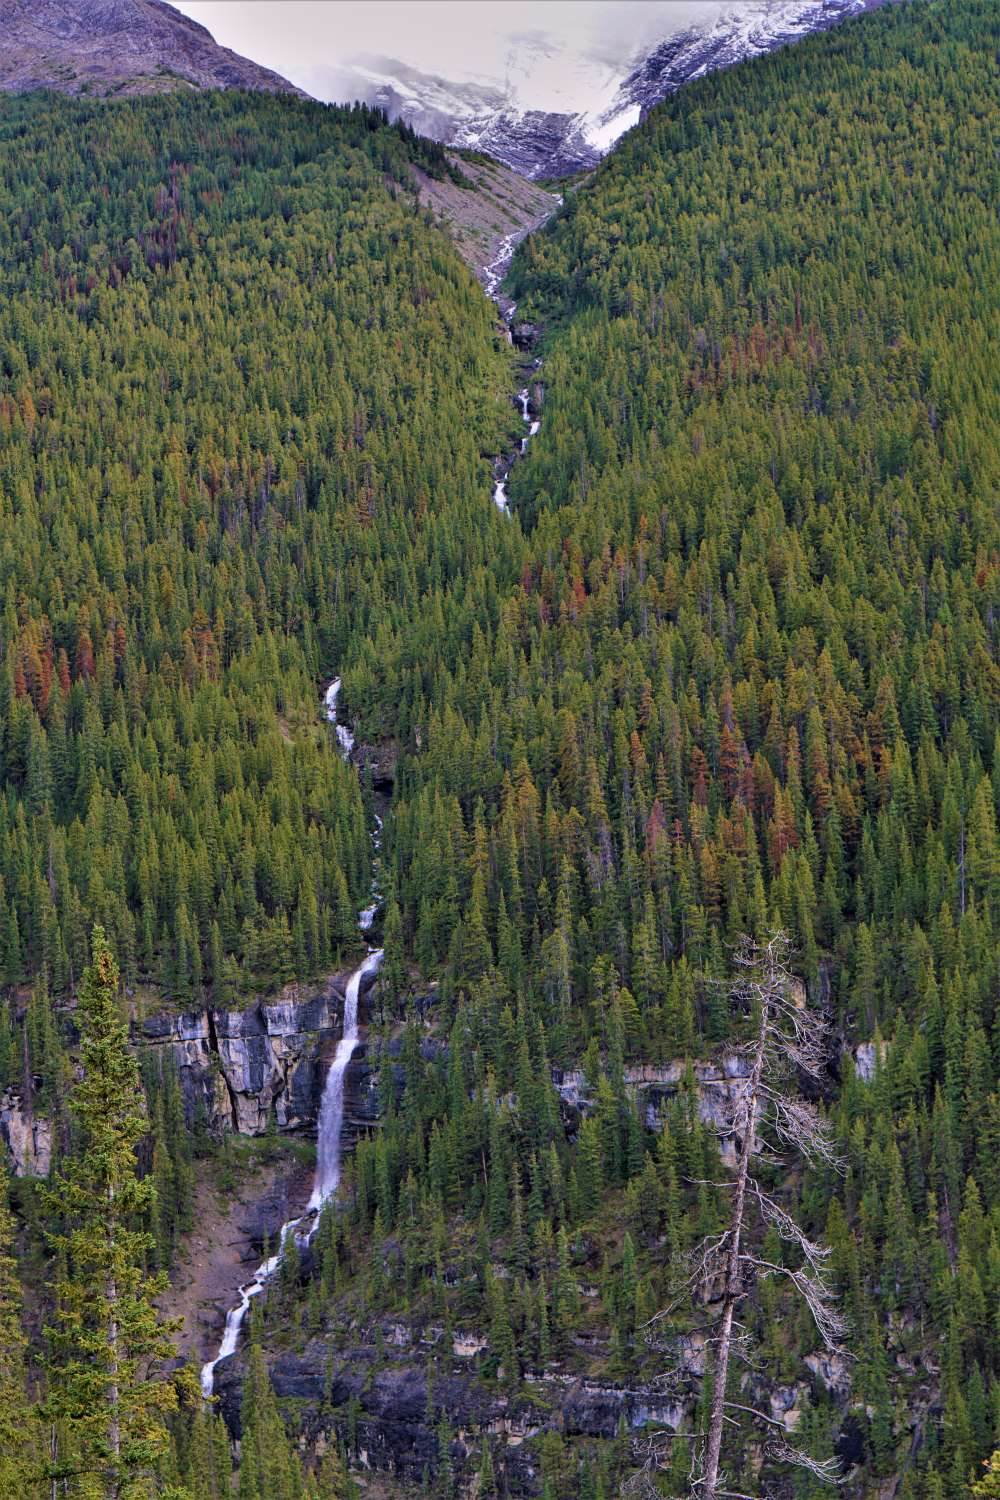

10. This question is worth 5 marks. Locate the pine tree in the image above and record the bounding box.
[0,1164,38,1500]
[186,1406,233,1500]
[43,926,181,1499]
[239,1342,303,1500]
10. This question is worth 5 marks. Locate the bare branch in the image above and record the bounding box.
[641,1231,731,1329]
[682,932,847,1500]
[770,1095,844,1172]
[766,1439,844,1483]
[747,1257,849,1350]
[723,1400,791,1432]
[749,1182,836,1277]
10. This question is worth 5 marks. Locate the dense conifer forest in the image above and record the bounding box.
[2,1,1000,1497]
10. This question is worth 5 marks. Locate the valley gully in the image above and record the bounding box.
[202,240,538,1398]
[200,684,383,1398]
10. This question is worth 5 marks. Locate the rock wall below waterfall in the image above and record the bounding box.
[135,977,349,1137]
[0,1090,53,1176]
[213,1320,694,1493]
[211,1296,854,1495]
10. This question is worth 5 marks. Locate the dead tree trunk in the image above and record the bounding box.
[701,995,767,1499]
[692,932,847,1500]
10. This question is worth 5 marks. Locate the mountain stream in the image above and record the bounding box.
[201,222,543,1397]
[200,686,383,1397]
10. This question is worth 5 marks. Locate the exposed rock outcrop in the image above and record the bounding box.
[351,739,400,792]
[409,152,558,295]
[555,1054,752,1164]
[0,1090,52,1176]
[137,979,348,1137]
[0,0,302,99]
[214,1332,690,1492]
[852,1038,889,1082]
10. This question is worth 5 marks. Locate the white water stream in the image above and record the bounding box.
[493,386,540,512]
[324,678,355,757]
[202,219,546,1398]
[482,229,523,301]
[484,218,546,515]
[308,949,381,1209]
[199,684,384,1398]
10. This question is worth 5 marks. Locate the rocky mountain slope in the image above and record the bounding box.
[409,152,559,302]
[0,0,300,98]
[325,0,893,179]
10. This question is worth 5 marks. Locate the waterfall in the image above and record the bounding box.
[200,682,384,1398]
[199,945,382,1397]
[494,385,538,511]
[324,678,355,757]
[198,1232,291,1397]
[483,229,521,300]
[483,230,545,517]
[309,949,381,1208]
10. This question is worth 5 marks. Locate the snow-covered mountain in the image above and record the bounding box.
[318,0,891,179]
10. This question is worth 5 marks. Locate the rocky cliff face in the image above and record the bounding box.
[0,1090,53,1176]
[137,979,350,1137]
[0,970,412,1176]
[326,0,892,180]
[211,1304,853,1493]
[0,0,300,99]
[213,1322,692,1492]
[555,1055,752,1166]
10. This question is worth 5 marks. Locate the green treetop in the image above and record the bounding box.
[44,926,181,1499]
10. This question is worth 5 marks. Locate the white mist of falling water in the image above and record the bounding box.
[495,388,538,510]
[309,949,381,1208]
[203,222,543,1394]
[200,679,384,1398]
[482,229,521,300]
[199,948,382,1398]
[324,678,355,756]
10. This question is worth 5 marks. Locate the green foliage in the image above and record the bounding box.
[4,1,1000,1495]
[0,87,511,1012]
[238,1342,306,1500]
[43,927,180,1498]
[0,1163,39,1499]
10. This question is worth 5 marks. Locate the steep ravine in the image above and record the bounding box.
[199,682,387,1395]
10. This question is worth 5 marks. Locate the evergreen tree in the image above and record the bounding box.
[0,1164,38,1500]
[43,928,180,1499]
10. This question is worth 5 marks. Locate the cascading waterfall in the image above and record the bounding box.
[493,385,540,511]
[485,200,546,515]
[200,684,383,1398]
[309,948,381,1209]
[324,678,355,756]
[482,229,522,300]
[201,218,547,1399]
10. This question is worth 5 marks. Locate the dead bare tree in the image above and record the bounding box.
[655,932,848,1500]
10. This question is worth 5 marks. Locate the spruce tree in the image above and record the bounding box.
[0,1163,38,1500]
[43,926,181,1499]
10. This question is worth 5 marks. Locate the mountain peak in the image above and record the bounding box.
[321,0,893,179]
[0,0,302,98]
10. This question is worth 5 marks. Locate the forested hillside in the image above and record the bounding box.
[3,1,1000,1497]
[339,0,999,1492]
[0,88,512,1023]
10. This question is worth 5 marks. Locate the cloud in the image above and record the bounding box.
[170,1,730,109]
